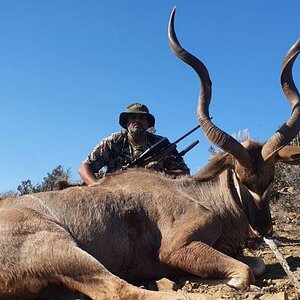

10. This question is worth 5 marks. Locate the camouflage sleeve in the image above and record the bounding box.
[82,132,122,173]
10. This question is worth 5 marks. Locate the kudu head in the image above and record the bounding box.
[168,7,300,236]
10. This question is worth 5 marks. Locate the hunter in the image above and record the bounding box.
[79,103,190,186]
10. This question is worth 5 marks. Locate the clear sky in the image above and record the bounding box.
[1,1,300,193]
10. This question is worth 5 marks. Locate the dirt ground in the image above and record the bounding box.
[163,198,300,300]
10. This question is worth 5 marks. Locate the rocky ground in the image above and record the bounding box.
[147,193,300,300]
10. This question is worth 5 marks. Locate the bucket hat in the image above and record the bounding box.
[119,103,155,129]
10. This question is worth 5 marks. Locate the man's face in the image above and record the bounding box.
[127,114,149,137]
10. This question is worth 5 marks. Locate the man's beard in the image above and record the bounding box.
[128,127,146,138]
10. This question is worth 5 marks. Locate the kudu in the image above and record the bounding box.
[1,7,300,300]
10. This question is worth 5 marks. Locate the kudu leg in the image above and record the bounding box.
[0,219,132,299]
[158,212,255,290]
[159,240,255,289]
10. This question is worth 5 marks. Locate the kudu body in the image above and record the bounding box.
[1,8,300,300]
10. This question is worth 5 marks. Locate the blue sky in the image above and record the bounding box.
[1,1,300,193]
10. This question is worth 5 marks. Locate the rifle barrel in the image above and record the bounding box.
[179,140,199,156]
[173,125,200,144]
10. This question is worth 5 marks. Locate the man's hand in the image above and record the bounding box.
[78,163,98,186]
[144,161,164,172]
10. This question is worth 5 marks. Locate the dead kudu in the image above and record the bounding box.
[2,8,300,300]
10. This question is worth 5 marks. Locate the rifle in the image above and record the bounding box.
[122,125,200,169]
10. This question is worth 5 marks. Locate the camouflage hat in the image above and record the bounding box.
[119,103,155,129]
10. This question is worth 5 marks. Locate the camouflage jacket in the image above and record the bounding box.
[83,131,190,176]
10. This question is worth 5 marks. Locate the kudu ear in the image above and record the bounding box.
[276,145,300,164]
[194,153,233,182]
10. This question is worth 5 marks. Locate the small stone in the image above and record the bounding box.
[250,284,261,291]
[155,277,178,291]
[259,291,288,300]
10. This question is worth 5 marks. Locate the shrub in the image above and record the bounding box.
[16,165,74,196]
